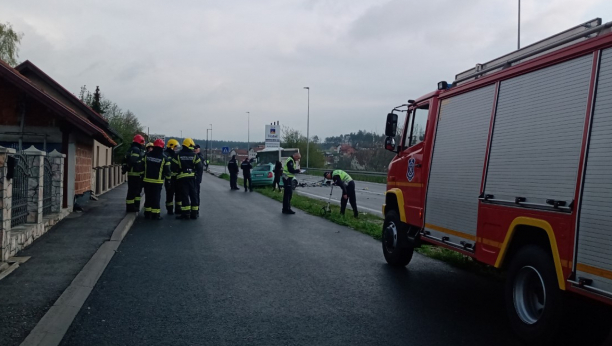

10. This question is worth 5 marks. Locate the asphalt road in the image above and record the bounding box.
[208,165,385,216]
[60,173,529,346]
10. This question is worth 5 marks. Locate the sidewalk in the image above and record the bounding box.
[0,184,129,346]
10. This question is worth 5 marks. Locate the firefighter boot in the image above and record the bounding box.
[152,213,163,221]
[144,210,151,219]
[190,210,199,219]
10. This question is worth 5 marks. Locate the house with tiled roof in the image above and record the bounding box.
[0,59,119,209]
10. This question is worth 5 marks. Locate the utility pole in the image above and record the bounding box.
[518,0,521,50]
[304,87,310,168]
[246,111,250,157]
[210,124,212,162]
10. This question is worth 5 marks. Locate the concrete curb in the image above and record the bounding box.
[20,204,143,346]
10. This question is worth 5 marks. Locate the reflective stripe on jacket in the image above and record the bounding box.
[283,157,295,178]
[172,148,202,179]
[143,148,171,184]
[332,170,352,184]
[124,143,144,176]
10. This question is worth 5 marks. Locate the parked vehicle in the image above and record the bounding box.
[250,163,296,189]
[381,18,612,345]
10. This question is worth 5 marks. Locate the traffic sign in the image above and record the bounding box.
[222,147,230,154]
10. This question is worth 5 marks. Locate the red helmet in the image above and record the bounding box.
[133,134,145,145]
[154,139,165,148]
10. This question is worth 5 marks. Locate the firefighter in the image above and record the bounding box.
[240,157,253,192]
[194,144,205,204]
[282,152,301,214]
[172,138,203,219]
[324,170,358,218]
[227,155,240,190]
[122,134,145,212]
[146,142,154,153]
[143,139,171,220]
[164,139,181,215]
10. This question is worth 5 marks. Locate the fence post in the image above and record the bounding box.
[0,146,16,260]
[23,146,45,224]
[107,165,112,190]
[48,150,65,214]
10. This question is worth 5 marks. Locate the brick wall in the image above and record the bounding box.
[75,141,93,195]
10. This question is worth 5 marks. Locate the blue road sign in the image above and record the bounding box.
[222,147,230,154]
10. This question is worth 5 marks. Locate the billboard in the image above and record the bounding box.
[149,133,165,143]
[265,125,280,148]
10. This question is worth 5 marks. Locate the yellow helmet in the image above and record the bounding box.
[182,138,195,148]
[167,139,179,149]
[145,142,154,148]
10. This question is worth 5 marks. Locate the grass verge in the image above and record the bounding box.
[215,172,500,277]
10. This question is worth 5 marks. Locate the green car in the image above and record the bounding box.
[250,163,297,189]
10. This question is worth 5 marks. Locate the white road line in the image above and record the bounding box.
[296,190,382,215]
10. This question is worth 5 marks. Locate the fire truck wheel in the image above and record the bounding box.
[382,210,413,267]
[505,245,564,345]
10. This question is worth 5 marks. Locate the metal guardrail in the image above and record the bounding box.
[303,167,387,177]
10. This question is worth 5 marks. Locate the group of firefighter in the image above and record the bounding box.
[122,134,359,219]
[122,134,208,220]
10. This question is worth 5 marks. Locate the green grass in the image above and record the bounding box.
[215,172,499,277]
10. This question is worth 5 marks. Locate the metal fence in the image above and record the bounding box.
[11,154,29,227]
[43,157,53,216]
[304,167,387,177]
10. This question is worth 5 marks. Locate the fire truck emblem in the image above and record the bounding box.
[407,158,415,182]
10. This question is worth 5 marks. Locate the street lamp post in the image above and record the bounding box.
[303,87,310,168]
[518,0,521,50]
[210,124,212,162]
[246,111,250,157]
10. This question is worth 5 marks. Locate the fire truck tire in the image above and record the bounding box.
[505,245,564,346]
[382,210,413,267]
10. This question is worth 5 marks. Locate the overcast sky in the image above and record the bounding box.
[3,0,611,142]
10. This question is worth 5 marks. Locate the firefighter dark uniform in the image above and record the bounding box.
[194,144,205,205]
[143,139,171,220]
[123,135,145,212]
[326,170,358,218]
[282,154,300,214]
[164,139,181,215]
[227,155,239,190]
[241,158,252,192]
[172,138,203,219]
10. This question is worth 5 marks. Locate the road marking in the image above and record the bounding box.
[296,190,382,215]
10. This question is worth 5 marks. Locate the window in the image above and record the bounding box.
[409,105,428,147]
[400,103,429,151]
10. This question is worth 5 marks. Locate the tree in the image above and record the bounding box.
[79,85,143,162]
[281,126,325,168]
[92,86,103,114]
[0,22,23,67]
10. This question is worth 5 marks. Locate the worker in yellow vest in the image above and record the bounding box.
[324,170,358,218]
[282,153,301,214]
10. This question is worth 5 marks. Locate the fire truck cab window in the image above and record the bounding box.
[408,105,428,147]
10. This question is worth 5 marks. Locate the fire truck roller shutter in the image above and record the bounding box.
[424,85,496,246]
[484,54,592,208]
[576,48,612,295]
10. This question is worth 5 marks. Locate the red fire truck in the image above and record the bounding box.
[382,18,612,345]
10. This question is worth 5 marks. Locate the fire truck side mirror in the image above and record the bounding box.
[384,137,397,153]
[385,113,398,137]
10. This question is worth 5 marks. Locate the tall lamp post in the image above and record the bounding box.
[518,0,521,50]
[206,128,211,161]
[209,124,212,162]
[246,111,250,156]
[303,87,310,168]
